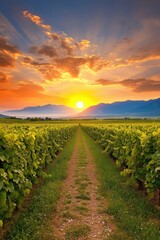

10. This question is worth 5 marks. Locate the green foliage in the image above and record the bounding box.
[82,123,160,198]
[0,123,77,225]
[84,129,160,240]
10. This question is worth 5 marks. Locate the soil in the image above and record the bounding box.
[51,128,115,239]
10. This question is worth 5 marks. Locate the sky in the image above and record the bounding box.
[0,0,160,111]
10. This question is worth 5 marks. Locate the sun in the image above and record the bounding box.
[76,101,84,109]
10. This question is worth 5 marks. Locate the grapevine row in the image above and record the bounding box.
[0,124,77,226]
[82,124,160,203]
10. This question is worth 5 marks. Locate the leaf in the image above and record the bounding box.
[0,181,3,191]
[0,220,3,227]
[0,191,6,207]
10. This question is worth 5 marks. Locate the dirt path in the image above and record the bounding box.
[51,128,114,239]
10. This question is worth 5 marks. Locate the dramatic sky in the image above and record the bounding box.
[0,0,160,111]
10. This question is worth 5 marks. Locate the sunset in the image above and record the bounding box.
[0,0,160,112]
[0,1,160,239]
[76,101,84,109]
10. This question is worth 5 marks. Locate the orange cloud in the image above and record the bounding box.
[121,78,160,92]
[54,57,87,77]
[22,56,33,63]
[54,56,108,78]
[60,37,75,55]
[76,40,90,50]
[22,54,108,81]
[48,32,91,55]
[0,71,8,82]
[0,80,66,110]
[46,32,75,55]
[0,36,20,68]
[23,10,91,56]
[13,82,45,97]
[111,19,160,66]
[95,79,115,85]
[48,32,91,56]
[21,57,61,81]
[23,10,51,31]
[30,45,58,58]
[95,78,160,92]
[39,65,61,81]
[0,54,15,67]
[0,36,19,53]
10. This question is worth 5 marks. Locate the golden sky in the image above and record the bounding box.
[0,0,160,111]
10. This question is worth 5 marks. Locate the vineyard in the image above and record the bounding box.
[0,120,160,239]
[82,123,160,200]
[0,123,77,227]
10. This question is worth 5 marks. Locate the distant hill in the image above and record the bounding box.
[0,113,8,118]
[4,104,77,118]
[3,98,160,118]
[80,98,160,117]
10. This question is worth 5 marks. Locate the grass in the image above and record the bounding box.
[82,129,160,240]
[65,224,91,239]
[65,193,72,199]
[75,175,89,184]
[61,210,77,219]
[76,192,91,200]
[3,130,77,240]
[64,199,72,205]
[75,205,89,215]
[77,182,88,191]
[3,126,160,240]
[74,137,91,201]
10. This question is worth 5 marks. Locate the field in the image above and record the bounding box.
[0,119,160,240]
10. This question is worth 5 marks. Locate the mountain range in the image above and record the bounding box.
[1,98,160,118]
[80,98,160,117]
[0,114,8,118]
[4,104,77,118]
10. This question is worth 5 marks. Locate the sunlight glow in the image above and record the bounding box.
[76,101,84,109]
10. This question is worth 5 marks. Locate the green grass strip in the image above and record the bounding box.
[82,129,160,240]
[4,130,77,240]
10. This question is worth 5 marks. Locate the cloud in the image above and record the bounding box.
[30,45,58,58]
[13,81,45,97]
[38,65,61,81]
[22,54,108,80]
[54,56,108,78]
[0,71,8,82]
[22,56,33,63]
[22,57,61,81]
[95,79,115,85]
[0,36,20,53]
[25,56,85,79]
[20,11,160,86]
[121,78,160,92]
[23,10,51,31]
[86,56,110,71]
[47,32,75,55]
[47,32,91,56]
[54,56,87,77]
[0,53,15,67]
[0,80,66,109]
[112,18,160,65]
[95,78,160,92]
[76,40,91,50]
[125,43,160,64]
[50,34,92,56]
[23,10,91,56]
[60,37,75,55]
[0,36,21,68]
